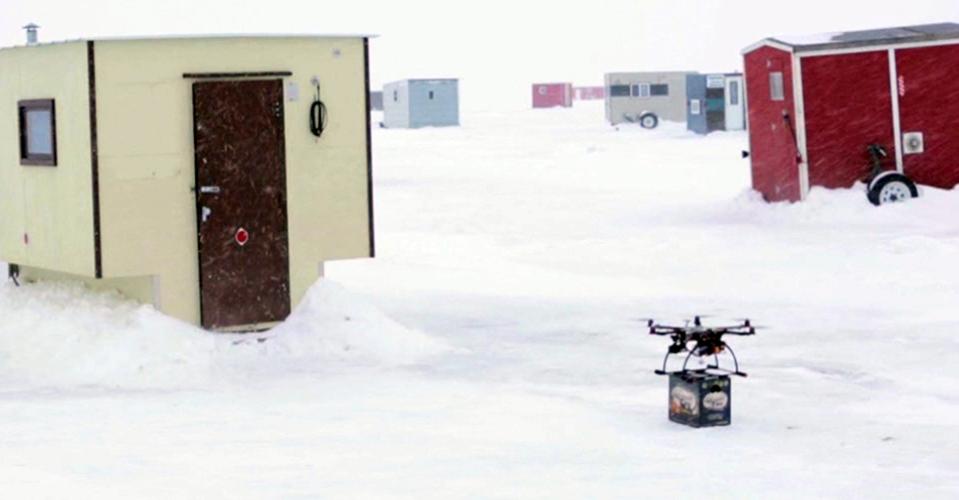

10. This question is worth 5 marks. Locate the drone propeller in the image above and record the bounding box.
[634,318,658,328]
[683,314,729,328]
[730,318,770,328]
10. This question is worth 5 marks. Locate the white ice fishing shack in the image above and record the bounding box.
[605,71,697,127]
[0,33,375,331]
[381,79,460,128]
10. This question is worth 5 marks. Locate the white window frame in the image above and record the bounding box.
[769,72,785,101]
[729,80,740,105]
[632,83,651,98]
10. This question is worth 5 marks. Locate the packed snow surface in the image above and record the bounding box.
[2,102,958,498]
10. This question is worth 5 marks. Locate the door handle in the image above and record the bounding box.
[201,206,212,223]
[200,186,221,194]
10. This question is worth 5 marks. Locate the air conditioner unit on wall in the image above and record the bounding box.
[903,132,924,155]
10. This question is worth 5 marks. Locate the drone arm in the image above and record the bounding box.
[717,327,755,336]
[649,326,683,336]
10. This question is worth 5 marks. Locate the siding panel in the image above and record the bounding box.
[802,51,895,190]
[897,44,959,188]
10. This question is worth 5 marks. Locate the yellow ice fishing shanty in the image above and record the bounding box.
[0,27,375,330]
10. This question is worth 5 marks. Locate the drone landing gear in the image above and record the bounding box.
[703,345,748,378]
[653,347,748,378]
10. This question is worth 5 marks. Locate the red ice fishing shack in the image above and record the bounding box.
[532,83,573,108]
[743,23,959,202]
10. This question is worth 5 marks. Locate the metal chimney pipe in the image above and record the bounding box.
[23,23,39,45]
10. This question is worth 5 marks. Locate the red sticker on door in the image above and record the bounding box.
[235,227,250,246]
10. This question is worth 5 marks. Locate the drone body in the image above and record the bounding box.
[647,316,755,377]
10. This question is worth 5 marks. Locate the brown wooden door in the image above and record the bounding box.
[192,79,291,330]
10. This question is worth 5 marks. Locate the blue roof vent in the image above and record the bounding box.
[23,23,39,45]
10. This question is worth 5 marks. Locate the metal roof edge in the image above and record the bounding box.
[1,33,377,51]
[741,39,794,55]
[384,78,459,85]
[792,32,959,53]
[603,71,700,76]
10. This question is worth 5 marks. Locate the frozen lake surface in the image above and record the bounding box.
[2,102,958,498]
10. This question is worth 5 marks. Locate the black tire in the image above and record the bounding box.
[867,173,919,206]
[639,112,659,129]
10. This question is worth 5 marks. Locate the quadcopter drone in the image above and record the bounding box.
[647,316,756,377]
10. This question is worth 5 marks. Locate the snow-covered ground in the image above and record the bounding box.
[2,101,958,498]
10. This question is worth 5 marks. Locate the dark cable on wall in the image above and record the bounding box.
[310,80,328,138]
[782,111,802,164]
[8,264,20,287]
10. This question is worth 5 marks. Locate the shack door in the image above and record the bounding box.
[686,74,708,134]
[724,75,745,131]
[895,44,959,188]
[192,79,291,330]
[705,75,727,132]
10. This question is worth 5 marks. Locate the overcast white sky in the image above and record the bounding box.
[5,0,959,110]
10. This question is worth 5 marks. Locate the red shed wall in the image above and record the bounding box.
[896,44,959,189]
[745,46,800,201]
[532,83,572,108]
[801,51,896,190]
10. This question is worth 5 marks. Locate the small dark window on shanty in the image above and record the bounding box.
[609,85,631,97]
[729,81,740,105]
[690,99,702,115]
[769,72,785,101]
[429,90,434,100]
[393,90,398,101]
[650,84,669,96]
[18,99,57,166]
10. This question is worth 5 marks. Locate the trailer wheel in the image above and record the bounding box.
[639,112,659,129]
[867,172,918,206]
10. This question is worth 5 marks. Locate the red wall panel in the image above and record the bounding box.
[532,83,573,108]
[745,46,801,201]
[896,44,959,189]
[801,51,896,190]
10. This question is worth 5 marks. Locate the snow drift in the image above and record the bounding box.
[257,280,450,367]
[0,279,448,389]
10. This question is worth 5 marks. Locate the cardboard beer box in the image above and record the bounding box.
[668,370,731,428]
